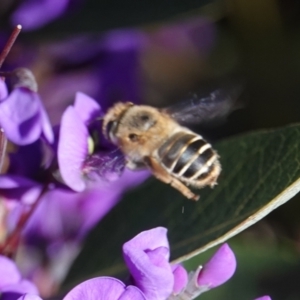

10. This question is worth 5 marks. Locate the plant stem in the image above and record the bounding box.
[0,184,49,257]
[0,25,22,69]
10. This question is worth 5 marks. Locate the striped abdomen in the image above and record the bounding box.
[157,132,220,187]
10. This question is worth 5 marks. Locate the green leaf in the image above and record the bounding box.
[64,124,300,287]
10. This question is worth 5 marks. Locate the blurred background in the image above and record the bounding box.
[1,0,300,299]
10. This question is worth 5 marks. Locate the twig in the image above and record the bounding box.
[0,25,22,69]
[0,184,49,257]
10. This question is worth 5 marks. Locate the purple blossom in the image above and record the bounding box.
[63,277,146,300]
[23,184,127,244]
[2,173,147,246]
[11,169,148,286]
[169,243,236,299]
[123,227,176,300]
[0,255,39,299]
[121,228,270,300]
[122,228,238,300]
[171,264,188,295]
[0,79,53,146]
[57,92,102,192]
[197,243,236,289]
[10,0,81,31]
[254,297,272,300]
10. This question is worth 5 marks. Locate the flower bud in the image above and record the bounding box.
[197,243,236,289]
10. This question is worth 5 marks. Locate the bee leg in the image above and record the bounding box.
[144,156,199,201]
[126,160,146,170]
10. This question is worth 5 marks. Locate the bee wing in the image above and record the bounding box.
[162,84,242,125]
[0,129,7,173]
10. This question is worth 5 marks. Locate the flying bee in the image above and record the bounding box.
[102,85,241,201]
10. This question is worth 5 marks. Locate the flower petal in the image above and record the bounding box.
[0,79,8,100]
[123,227,173,300]
[2,280,39,295]
[0,256,21,289]
[58,106,89,191]
[73,92,102,124]
[118,285,146,300]
[39,101,54,144]
[11,0,70,31]
[24,188,85,243]
[171,264,188,295]
[63,277,145,300]
[197,243,236,289]
[0,88,42,145]
[254,296,272,300]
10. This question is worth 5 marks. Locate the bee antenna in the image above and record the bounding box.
[0,25,22,69]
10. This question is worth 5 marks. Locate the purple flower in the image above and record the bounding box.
[197,243,236,289]
[10,0,81,31]
[63,277,146,300]
[122,228,237,300]
[23,186,120,244]
[0,78,53,145]
[57,92,102,192]
[0,255,39,298]
[168,243,236,299]
[254,297,272,300]
[123,227,174,300]
[171,264,188,295]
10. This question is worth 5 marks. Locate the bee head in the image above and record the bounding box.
[102,102,134,144]
[103,103,158,146]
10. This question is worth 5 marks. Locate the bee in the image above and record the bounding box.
[102,85,240,201]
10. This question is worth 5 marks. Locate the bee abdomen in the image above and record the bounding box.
[158,132,219,182]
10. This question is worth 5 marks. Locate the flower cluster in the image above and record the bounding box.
[0,64,149,288]
[0,227,271,300]
[0,15,155,279]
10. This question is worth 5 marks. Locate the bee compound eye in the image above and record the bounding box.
[140,114,149,121]
[128,133,138,142]
[106,121,117,140]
